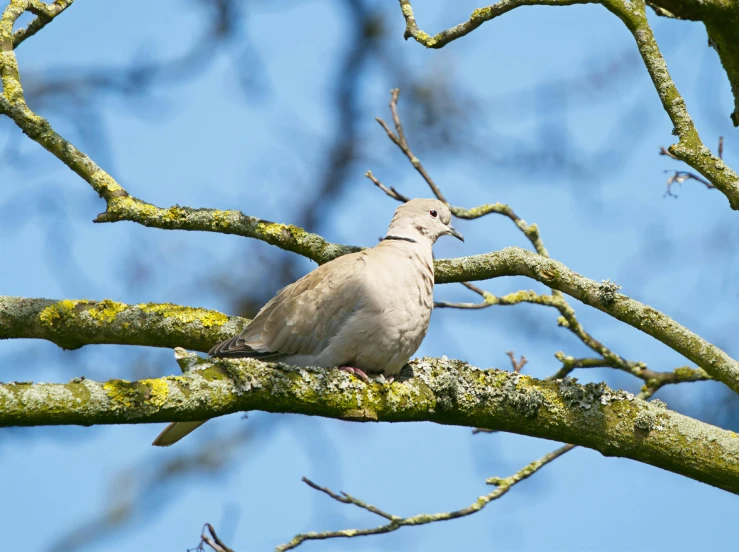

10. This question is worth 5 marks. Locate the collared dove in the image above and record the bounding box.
[153,198,463,446]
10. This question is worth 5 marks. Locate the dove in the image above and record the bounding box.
[152,198,463,446]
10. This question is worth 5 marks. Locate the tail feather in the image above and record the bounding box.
[152,420,207,447]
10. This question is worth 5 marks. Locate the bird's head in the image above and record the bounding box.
[386,198,463,244]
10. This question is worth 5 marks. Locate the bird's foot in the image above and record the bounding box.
[339,366,370,383]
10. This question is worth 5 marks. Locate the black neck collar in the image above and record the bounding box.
[383,235,418,244]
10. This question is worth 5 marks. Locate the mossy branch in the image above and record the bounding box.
[1,354,738,494]
[0,296,249,352]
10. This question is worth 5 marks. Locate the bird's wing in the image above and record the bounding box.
[209,251,369,359]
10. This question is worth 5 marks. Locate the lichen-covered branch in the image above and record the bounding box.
[602,0,739,208]
[12,0,73,48]
[647,0,739,126]
[395,0,739,209]
[398,0,594,48]
[0,296,248,352]
[437,246,739,394]
[550,354,712,398]
[1,354,738,494]
[277,444,574,551]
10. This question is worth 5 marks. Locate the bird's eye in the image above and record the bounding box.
[429,210,438,218]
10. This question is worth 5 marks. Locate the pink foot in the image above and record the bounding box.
[339,366,370,383]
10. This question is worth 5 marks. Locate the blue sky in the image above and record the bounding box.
[1,1,737,550]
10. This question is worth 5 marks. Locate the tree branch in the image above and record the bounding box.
[436,247,739,394]
[1,353,738,494]
[277,444,574,551]
[0,296,249,352]
[398,0,594,48]
[395,0,739,208]
[12,0,74,48]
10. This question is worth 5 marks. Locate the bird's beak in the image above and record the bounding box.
[447,225,464,242]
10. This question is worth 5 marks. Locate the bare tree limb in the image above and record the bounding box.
[276,444,575,551]
[506,351,528,373]
[196,524,235,552]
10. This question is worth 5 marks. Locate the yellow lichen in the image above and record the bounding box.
[415,30,437,47]
[471,7,492,20]
[39,299,82,327]
[211,209,234,229]
[138,303,228,327]
[90,170,124,194]
[141,378,169,407]
[86,299,127,323]
[103,379,136,407]
[164,206,187,221]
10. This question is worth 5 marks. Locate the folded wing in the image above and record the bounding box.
[209,252,367,360]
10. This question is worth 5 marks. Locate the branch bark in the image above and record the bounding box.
[1,353,737,494]
[0,296,249,352]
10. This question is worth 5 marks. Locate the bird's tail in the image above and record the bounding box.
[152,420,207,447]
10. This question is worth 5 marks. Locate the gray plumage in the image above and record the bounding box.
[153,198,462,446]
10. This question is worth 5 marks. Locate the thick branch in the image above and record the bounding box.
[1,355,737,494]
[648,0,739,125]
[0,296,248,352]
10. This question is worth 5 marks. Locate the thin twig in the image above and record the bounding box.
[277,444,575,551]
[193,523,235,552]
[376,88,449,203]
[301,477,396,521]
[365,170,410,202]
[664,170,715,198]
[506,351,527,373]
